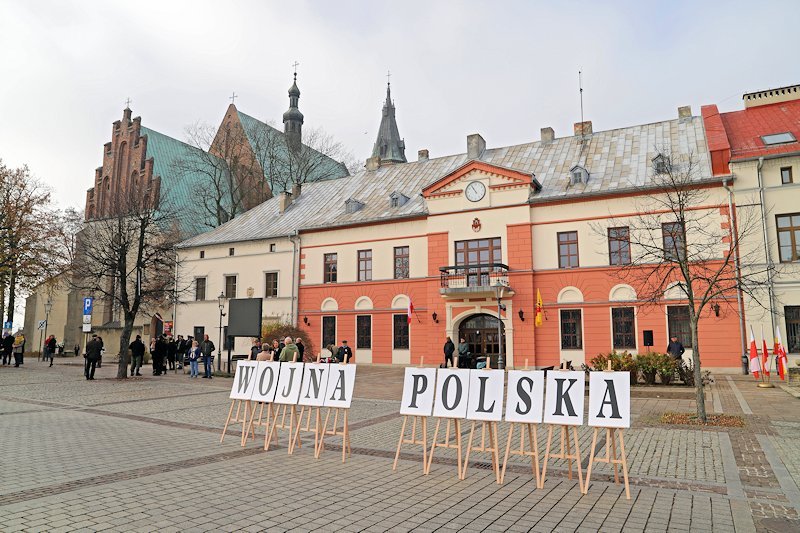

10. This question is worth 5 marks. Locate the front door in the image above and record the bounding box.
[458,313,505,368]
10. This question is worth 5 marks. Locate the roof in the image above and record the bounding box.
[719,100,800,160]
[179,116,712,248]
[371,84,407,164]
[140,126,226,236]
[235,110,349,193]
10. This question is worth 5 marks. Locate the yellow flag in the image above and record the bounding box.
[535,289,544,327]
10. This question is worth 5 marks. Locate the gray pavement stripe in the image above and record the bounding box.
[712,385,723,413]
[718,432,757,533]
[725,376,753,414]
[756,434,800,512]
[89,388,226,406]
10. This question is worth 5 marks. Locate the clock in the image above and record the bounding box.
[465,181,486,202]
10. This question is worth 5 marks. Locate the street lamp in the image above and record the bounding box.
[40,298,53,362]
[217,291,227,372]
[493,280,507,370]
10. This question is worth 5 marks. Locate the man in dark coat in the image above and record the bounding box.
[667,335,686,361]
[166,336,177,370]
[199,334,215,379]
[85,335,102,380]
[129,335,145,376]
[295,338,305,362]
[2,333,14,365]
[153,336,167,376]
[336,340,352,363]
[443,337,455,368]
[47,336,57,366]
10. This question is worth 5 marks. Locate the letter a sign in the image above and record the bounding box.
[588,372,630,429]
[543,370,585,426]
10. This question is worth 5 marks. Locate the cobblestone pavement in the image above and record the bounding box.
[1,359,800,532]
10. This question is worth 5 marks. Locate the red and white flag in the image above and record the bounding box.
[407,300,414,324]
[761,324,770,377]
[775,325,788,381]
[749,326,761,380]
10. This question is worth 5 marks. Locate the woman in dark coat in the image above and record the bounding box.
[443,337,455,368]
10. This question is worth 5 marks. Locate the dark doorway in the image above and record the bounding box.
[193,326,205,342]
[458,313,505,368]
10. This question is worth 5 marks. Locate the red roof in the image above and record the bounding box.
[720,100,800,161]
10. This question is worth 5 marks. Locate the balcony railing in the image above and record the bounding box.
[439,263,509,292]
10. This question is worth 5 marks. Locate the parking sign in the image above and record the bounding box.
[83,297,93,315]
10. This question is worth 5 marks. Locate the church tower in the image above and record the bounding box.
[371,81,407,165]
[282,72,304,152]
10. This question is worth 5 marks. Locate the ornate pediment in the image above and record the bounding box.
[422,161,533,199]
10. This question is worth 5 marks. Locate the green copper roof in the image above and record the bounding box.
[140,126,229,236]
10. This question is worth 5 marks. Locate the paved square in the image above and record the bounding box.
[2,360,799,532]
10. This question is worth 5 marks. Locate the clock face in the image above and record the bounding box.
[465,181,486,202]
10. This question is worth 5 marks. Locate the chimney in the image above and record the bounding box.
[291,182,301,198]
[467,133,486,160]
[365,155,381,171]
[278,191,292,214]
[540,127,555,144]
[418,149,429,161]
[573,121,592,137]
[678,106,692,121]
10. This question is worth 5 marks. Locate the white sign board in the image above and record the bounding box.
[466,369,504,421]
[82,323,92,333]
[543,370,585,426]
[298,363,330,407]
[274,362,305,405]
[399,367,437,416]
[505,370,545,423]
[82,315,92,324]
[249,361,281,403]
[432,369,470,419]
[229,360,258,400]
[37,320,46,330]
[324,364,357,408]
[588,372,631,429]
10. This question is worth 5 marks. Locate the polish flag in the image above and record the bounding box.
[775,326,788,381]
[407,301,414,324]
[749,326,761,380]
[760,324,770,377]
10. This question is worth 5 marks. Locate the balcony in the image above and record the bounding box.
[439,263,512,297]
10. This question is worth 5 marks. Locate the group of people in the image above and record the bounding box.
[43,335,58,367]
[1,332,26,367]
[443,336,472,368]
[323,340,353,363]
[128,333,216,379]
[251,337,305,363]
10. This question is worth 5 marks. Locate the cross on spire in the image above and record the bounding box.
[386,69,391,86]
[124,97,132,109]
[229,91,237,104]
[292,61,300,81]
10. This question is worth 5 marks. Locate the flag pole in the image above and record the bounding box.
[758,323,775,389]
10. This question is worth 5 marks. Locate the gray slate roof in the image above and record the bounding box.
[178,116,712,248]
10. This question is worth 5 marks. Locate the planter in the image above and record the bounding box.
[642,370,657,385]
[660,373,673,385]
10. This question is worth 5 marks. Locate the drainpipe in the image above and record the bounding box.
[290,230,300,325]
[722,178,747,373]
[756,157,777,335]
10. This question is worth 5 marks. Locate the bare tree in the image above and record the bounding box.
[70,189,182,379]
[592,150,775,421]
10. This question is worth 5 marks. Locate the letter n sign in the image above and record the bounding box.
[400,367,436,416]
[588,372,630,429]
[543,370,585,426]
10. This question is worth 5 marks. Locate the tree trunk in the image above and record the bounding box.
[0,281,6,322]
[6,267,16,326]
[690,318,707,422]
[117,315,134,379]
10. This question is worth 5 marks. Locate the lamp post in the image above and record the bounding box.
[40,298,53,362]
[493,281,507,370]
[217,291,227,372]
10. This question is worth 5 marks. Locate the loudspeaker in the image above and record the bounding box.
[643,330,654,347]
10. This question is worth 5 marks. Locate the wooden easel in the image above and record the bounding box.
[584,361,631,499]
[501,359,541,486]
[267,403,302,454]
[461,363,501,484]
[247,401,278,450]
[426,418,463,478]
[393,357,429,474]
[291,354,325,457]
[220,399,255,446]
[318,358,352,463]
[540,365,584,491]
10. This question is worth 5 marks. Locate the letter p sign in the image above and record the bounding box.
[400,368,436,416]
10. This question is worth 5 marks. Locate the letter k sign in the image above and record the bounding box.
[544,370,585,426]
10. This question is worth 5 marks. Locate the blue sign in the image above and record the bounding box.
[83,297,93,315]
[3,321,11,329]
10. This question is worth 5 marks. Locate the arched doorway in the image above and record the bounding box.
[458,313,505,368]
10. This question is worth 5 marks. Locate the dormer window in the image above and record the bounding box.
[569,165,588,185]
[762,132,796,146]
[389,192,409,208]
[652,154,670,174]
[345,198,364,214]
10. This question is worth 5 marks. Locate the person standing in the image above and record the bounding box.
[96,336,104,368]
[12,333,25,367]
[153,336,167,376]
[336,340,352,363]
[73,343,80,357]
[295,337,305,362]
[667,335,686,361]
[85,334,101,380]
[280,336,299,362]
[47,335,57,367]
[200,334,215,379]
[2,333,13,365]
[457,337,470,368]
[250,338,261,361]
[271,339,282,362]
[176,335,186,369]
[443,336,455,368]
[188,340,200,378]
[166,336,177,370]
[129,335,145,376]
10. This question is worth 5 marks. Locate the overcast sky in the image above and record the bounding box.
[1,0,799,211]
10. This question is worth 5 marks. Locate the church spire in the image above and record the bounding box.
[371,77,407,165]
[282,68,304,152]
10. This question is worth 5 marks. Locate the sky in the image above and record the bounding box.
[0,0,799,212]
